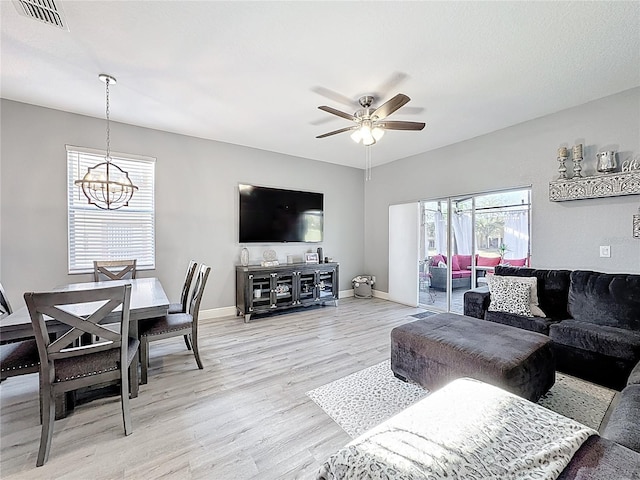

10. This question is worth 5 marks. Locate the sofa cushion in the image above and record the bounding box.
[556,435,640,480]
[601,385,640,453]
[477,255,501,267]
[568,270,640,330]
[455,254,473,270]
[487,276,533,317]
[549,320,640,362]
[495,266,572,320]
[484,310,558,335]
[450,255,461,272]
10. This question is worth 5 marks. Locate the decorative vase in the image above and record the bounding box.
[240,247,249,266]
[597,151,617,173]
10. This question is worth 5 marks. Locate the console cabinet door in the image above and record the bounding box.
[247,273,272,315]
[315,265,338,302]
[272,271,294,309]
[297,269,317,306]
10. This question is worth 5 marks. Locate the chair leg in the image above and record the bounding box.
[129,357,139,398]
[183,334,192,351]
[140,337,149,385]
[36,387,55,467]
[191,329,203,370]
[121,366,133,436]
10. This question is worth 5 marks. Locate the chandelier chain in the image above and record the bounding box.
[105,78,111,161]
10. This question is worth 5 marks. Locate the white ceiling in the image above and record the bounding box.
[1,1,639,169]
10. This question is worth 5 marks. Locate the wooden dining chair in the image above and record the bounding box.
[168,260,198,350]
[168,260,198,314]
[24,284,139,467]
[93,259,137,282]
[0,282,40,382]
[140,264,211,384]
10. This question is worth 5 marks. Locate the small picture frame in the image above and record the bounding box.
[305,253,319,264]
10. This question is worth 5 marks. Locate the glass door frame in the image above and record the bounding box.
[419,186,532,314]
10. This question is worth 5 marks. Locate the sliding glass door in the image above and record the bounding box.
[419,200,450,309]
[419,188,531,314]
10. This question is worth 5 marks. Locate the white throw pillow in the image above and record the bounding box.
[492,275,546,317]
[437,261,446,268]
[487,276,533,317]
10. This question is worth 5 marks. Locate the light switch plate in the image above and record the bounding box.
[599,245,611,258]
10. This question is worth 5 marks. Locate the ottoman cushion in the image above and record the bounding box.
[391,313,555,401]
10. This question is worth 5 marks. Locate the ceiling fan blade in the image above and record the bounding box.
[379,121,426,131]
[372,93,411,120]
[312,86,357,108]
[371,71,408,99]
[318,105,356,121]
[316,126,357,139]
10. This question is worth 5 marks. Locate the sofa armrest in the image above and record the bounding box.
[429,266,448,290]
[463,286,490,319]
[601,384,640,453]
[627,360,640,386]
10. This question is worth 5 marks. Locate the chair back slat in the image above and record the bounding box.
[0,282,12,318]
[189,265,211,321]
[24,285,131,366]
[179,260,198,313]
[93,260,137,282]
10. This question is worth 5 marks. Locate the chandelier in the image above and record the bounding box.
[75,74,138,210]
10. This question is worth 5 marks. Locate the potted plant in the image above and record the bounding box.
[498,243,509,263]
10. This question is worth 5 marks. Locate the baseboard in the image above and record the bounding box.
[339,289,354,299]
[200,306,237,320]
[372,290,389,300]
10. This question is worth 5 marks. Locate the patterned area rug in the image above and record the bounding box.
[307,360,617,438]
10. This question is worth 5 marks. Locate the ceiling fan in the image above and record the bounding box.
[315,93,425,146]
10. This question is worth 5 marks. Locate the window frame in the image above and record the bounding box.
[66,145,156,275]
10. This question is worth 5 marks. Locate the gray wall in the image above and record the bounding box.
[365,87,640,293]
[0,100,365,312]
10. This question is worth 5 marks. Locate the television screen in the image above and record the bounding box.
[239,184,323,243]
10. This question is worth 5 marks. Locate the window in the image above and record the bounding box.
[67,145,155,274]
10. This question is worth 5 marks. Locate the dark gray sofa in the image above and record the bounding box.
[464,266,640,390]
[463,266,640,458]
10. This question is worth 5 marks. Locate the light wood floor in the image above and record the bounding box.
[0,298,425,479]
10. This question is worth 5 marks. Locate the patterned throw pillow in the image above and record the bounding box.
[495,275,546,317]
[487,275,533,317]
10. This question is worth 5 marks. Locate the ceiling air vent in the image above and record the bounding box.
[12,0,69,31]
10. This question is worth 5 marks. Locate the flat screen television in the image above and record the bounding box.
[239,184,323,243]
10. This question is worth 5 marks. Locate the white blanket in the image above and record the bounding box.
[318,378,596,480]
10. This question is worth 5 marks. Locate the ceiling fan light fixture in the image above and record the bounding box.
[372,127,385,142]
[350,129,362,143]
[360,122,375,146]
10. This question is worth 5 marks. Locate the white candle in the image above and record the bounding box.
[573,144,583,159]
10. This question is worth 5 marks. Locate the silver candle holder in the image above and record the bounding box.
[557,147,569,179]
[572,144,583,178]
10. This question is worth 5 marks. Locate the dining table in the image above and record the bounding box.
[0,277,169,417]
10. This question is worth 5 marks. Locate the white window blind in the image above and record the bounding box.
[67,146,156,274]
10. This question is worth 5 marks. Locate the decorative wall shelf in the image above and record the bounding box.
[549,171,640,202]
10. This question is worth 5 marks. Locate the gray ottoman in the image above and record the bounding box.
[391,313,555,401]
